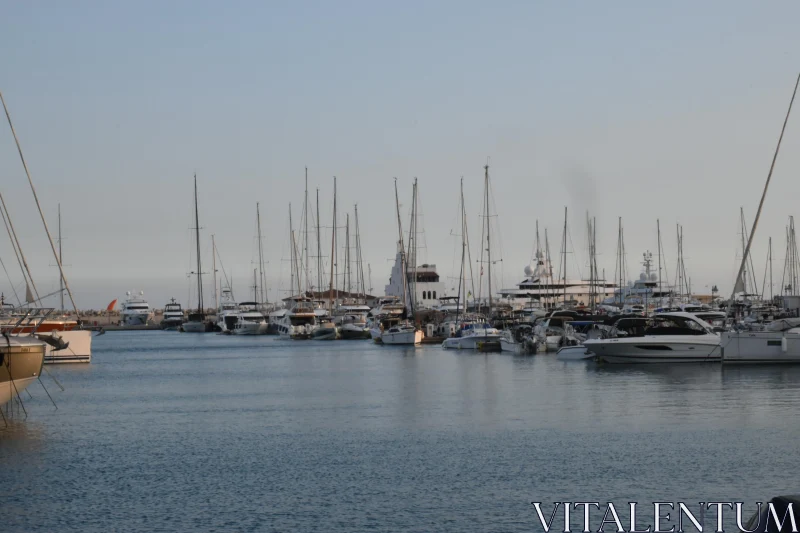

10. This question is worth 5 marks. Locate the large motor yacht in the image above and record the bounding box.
[231,302,267,335]
[583,312,721,363]
[216,287,239,332]
[119,291,154,326]
[276,295,318,339]
[161,298,185,330]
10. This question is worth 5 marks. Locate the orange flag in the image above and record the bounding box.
[107,299,117,311]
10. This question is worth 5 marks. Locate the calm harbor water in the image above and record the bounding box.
[3,331,800,532]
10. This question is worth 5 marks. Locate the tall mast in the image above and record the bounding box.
[328,177,337,313]
[304,167,310,292]
[393,179,408,310]
[193,174,204,313]
[289,204,295,298]
[316,188,323,294]
[730,72,800,307]
[256,203,265,304]
[769,237,775,302]
[58,203,64,311]
[544,229,552,308]
[409,178,419,314]
[212,234,218,309]
[657,220,662,299]
[355,204,365,301]
[740,207,748,295]
[345,213,351,296]
[562,206,567,305]
[368,264,373,295]
[485,165,492,314]
[253,268,258,302]
[459,178,467,316]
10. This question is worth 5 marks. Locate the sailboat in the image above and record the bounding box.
[182,174,211,333]
[380,179,423,345]
[313,177,340,340]
[334,205,371,339]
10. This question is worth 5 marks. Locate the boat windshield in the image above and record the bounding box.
[646,316,708,336]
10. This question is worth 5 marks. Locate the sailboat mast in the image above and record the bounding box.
[354,205,365,301]
[316,188,323,294]
[253,268,258,302]
[289,204,295,298]
[58,203,64,311]
[485,165,492,314]
[345,213,351,296]
[460,178,467,316]
[393,179,408,310]
[212,234,218,309]
[769,236,774,301]
[194,174,204,313]
[410,179,419,314]
[657,220,662,298]
[304,167,310,292]
[328,177,337,313]
[730,72,800,307]
[562,206,567,305]
[257,203,265,304]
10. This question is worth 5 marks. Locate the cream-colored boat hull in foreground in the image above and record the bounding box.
[0,338,46,404]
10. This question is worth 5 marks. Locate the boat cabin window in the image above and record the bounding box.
[127,305,149,310]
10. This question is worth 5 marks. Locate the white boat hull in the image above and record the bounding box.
[232,322,266,335]
[500,338,522,353]
[442,334,502,350]
[556,345,595,361]
[182,321,207,333]
[43,330,92,364]
[381,330,422,345]
[585,336,721,363]
[721,331,800,363]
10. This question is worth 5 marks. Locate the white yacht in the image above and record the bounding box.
[276,295,318,339]
[498,251,617,311]
[368,297,406,340]
[119,291,154,326]
[161,298,185,330]
[583,312,721,363]
[216,287,239,332]
[442,322,502,350]
[381,323,422,345]
[231,302,267,335]
[334,303,372,340]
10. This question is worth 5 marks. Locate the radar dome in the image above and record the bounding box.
[639,273,646,281]
[649,273,658,281]
[524,265,533,277]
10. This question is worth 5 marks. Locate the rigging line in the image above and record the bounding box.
[0,191,38,303]
[1,91,76,315]
[0,253,21,306]
[37,376,58,410]
[40,364,65,391]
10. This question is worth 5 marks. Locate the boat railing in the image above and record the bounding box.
[2,307,56,336]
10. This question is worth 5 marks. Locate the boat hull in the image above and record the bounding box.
[312,327,340,340]
[182,321,208,333]
[42,330,92,364]
[585,336,721,363]
[442,334,502,350]
[721,331,800,364]
[0,340,45,404]
[556,345,595,361]
[381,330,422,345]
[339,324,370,340]
[232,322,267,335]
[121,313,152,326]
[500,338,522,353]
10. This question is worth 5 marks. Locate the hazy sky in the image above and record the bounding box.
[1,2,800,309]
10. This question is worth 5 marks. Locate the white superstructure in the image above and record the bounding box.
[384,253,447,310]
[498,251,616,310]
[232,302,267,335]
[119,291,154,326]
